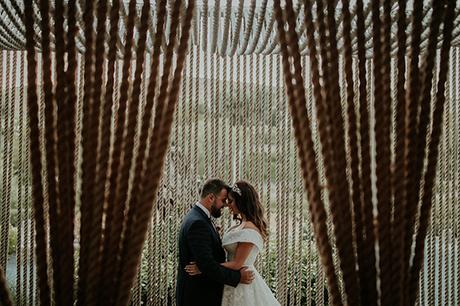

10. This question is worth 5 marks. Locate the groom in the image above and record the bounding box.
[176,179,254,306]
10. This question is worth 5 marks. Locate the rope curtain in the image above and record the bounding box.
[2,0,195,305]
[273,0,456,305]
[0,1,459,306]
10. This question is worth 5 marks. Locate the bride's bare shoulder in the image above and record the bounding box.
[243,221,260,233]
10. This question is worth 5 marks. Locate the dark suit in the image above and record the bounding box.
[176,205,240,306]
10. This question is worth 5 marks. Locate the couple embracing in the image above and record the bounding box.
[176,179,280,306]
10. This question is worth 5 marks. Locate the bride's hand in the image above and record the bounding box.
[185,262,202,276]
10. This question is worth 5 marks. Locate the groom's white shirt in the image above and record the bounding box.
[195,202,211,219]
[195,202,219,233]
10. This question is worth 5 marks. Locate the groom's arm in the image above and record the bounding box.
[187,220,240,287]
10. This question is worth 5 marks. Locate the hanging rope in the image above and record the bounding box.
[391,0,408,303]
[6,52,15,276]
[371,0,393,304]
[210,53,217,174]
[204,51,210,177]
[16,50,23,306]
[235,55,241,179]
[447,51,456,303]
[1,52,11,273]
[218,55,226,182]
[263,54,272,278]
[355,1,379,303]
[445,54,453,306]
[280,55,289,305]
[304,56,314,306]
[254,53,263,272]
[21,50,31,306]
[242,55,248,178]
[274,53,284,304]
[0,51,12,304]
[454,48,460,304]
[193,45,199,195]
[248,55,255,182]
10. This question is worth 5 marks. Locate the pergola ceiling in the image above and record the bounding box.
[1,0,460,57]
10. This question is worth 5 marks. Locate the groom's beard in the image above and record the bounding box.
[210,202,222,218]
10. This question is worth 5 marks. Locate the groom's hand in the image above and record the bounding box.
[185,262,202,276]
[239,267,254,284]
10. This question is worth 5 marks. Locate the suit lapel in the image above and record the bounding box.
[210,220,221,242]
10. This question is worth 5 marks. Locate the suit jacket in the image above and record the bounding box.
[176,205,240,306]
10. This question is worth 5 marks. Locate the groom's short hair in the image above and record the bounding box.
[200,179,229,198]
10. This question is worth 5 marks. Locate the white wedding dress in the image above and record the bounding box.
[221,223,281,306]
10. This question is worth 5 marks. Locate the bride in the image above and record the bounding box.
[185,181,281,306]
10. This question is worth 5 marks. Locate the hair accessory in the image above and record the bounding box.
[232,184,242,196]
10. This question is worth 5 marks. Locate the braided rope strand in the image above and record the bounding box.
[24,1,51,302]
[16,50,24,306]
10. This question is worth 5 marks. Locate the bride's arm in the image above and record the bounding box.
[221,242,254,270]
[185,242,254,275]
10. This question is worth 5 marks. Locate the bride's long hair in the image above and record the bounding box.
[229,181,269,239]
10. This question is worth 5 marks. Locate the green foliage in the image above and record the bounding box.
[8,226,17,256]
[9,208,18,227]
